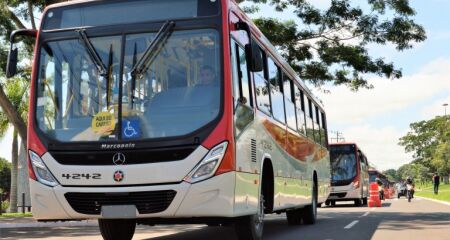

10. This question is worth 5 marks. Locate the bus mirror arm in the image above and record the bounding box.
[235,22,263,72]
[6,29,37,78]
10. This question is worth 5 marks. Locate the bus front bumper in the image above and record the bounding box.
[30,171,236,220]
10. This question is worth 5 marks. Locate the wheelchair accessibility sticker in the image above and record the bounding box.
[122,119,141,139]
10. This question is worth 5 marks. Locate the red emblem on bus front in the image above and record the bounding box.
[113,170,124,182]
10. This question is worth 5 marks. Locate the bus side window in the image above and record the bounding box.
[267,57,285,124]
[314,105,321,143]
[295,87,306,135]
[358,151,365,170]
[283,75,297,131]
[320,111,328,146]
[306,98,315,141]
[253,47,271,115]
[237,44,252,107]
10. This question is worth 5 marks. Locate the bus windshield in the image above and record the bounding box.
[330,145,357,182]
[36,28,221,142]
[369,171,378,183]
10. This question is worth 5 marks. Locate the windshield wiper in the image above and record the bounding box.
[77,29,108,76]
[131,21,175,78]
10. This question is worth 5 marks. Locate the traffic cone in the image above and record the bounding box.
[368,182,381,207]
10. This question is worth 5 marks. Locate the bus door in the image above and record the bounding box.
[230,12,257,174]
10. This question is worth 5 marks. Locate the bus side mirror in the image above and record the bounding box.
[235,21,263,72]
[6,47,18,78]
[246,39,263,72]
[6,29,38,78]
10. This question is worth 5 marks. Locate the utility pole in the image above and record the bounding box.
[329,130,345,143]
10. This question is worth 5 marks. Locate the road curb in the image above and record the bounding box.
[417,197,450,207]
[0,220,97,229]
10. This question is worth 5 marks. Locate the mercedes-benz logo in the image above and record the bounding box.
[112,153,126,165]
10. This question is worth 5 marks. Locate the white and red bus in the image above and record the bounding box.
[7,1,330,239]
[326,143,369,206]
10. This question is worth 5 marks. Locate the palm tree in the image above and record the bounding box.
[0,76,29,213]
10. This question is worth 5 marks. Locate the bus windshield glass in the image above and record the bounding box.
[369,171,378,183]
[330,145,357,182]
[36,29,221,142]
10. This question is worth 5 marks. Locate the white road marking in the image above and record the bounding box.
[344,220,359,229]
[360,212,370,217]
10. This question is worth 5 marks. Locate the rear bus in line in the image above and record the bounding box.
[6,0,331,239]
[326,143,369,207]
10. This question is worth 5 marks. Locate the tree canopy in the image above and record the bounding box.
[399,116,450,175]
[240,0,426,90]
[0,157,11,193]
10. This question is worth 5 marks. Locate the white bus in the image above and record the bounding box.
[7,0,331,239]
[326,143,369,206]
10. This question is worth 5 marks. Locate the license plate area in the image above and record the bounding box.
[101,205,137,219]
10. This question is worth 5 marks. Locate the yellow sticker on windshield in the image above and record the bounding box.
[92,112,116,135]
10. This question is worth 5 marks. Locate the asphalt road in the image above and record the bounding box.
[1,197,449,240]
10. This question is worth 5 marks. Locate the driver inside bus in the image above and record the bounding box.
[197,65,218,86]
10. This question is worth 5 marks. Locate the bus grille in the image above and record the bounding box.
[65,190,176,215]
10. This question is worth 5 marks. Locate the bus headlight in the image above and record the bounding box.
[29,151,59,187]
[184,142,228,184]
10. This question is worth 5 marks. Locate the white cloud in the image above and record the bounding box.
[319,58,450,125]
[315,58,450,171]
[336,124,413,171]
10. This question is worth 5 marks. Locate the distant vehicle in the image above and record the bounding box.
[6,0,331,239]
[326,143,369,207]
[396,183,407,198]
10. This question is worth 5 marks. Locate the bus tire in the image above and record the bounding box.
[286,209,302,225]
[98,219,136,240]
[354,199,362,207]
[301,179,318,225]
[234,191,264,240]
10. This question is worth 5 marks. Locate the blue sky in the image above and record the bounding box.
[1,0,449,171]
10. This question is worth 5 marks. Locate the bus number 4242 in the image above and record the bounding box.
[61,173,102,180]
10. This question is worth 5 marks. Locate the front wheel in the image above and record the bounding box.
[235,192,264,240]
[98,219,136,240]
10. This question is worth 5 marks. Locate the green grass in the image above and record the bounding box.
[415,183,450,203]
[0,212,33,218]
